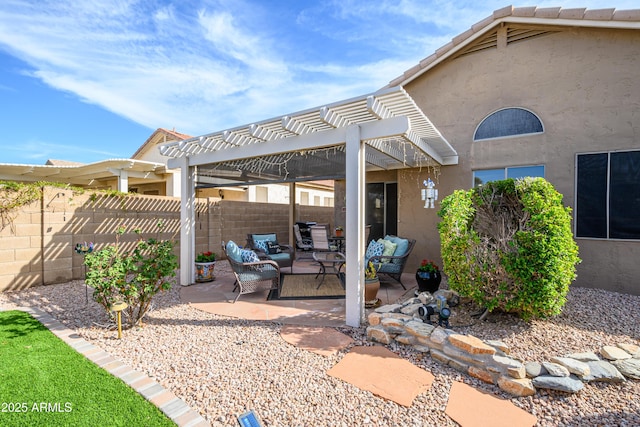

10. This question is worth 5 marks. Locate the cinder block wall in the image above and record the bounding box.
[0,187,332,292]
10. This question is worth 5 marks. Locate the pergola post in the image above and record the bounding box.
[116,170,128,192]
[345,124,366,327]
[179,157,196,286]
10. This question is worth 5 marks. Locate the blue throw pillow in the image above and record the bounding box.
[226,241,243,263]
[365,240,385,259]
[241,249,261,263]
[254,239,268,252]
[384,235,409,257]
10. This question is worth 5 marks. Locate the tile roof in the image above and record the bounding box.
[387,5,640,87]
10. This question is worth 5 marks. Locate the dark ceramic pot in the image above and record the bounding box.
[415,270,441,293]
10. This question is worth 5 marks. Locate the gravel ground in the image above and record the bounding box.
[1,264,639,427]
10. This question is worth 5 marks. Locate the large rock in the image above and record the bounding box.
[611,358,640,380]
[542,361,570,377]
[404,320,435,338]
[367,312,383,326]
[366,325,392,344]
[617,343,640,358]
[492,355,526,379]
[532,375,584,393]
[565,351,600,362]
[374,304,402,314]
[498,376,536,397]
[551,357,590,377]
[601,345,632,361]
[582,360,626,383]
[448,334,496,355]
[381,317,407,334]
[525,361,548,378]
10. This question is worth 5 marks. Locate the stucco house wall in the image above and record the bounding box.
[400,25,640,294]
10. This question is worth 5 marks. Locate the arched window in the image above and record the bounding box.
[474,108,543,141]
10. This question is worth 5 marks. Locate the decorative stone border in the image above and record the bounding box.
[366,293,640,396]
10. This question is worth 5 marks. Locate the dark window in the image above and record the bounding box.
[576,151,640,239]
[474,108,543,141]
[576,154,608,238]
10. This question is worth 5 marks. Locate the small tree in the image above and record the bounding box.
[84,222,178,328]
[437,177,580,320]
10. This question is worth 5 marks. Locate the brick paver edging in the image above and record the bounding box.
[2,306,210,427]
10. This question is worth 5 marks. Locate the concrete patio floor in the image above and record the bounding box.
[180,256,414,327]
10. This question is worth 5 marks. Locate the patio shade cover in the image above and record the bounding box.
[159,86,458,327]
[159,86,458,187]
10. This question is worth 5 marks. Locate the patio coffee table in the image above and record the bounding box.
[312,252,346,288]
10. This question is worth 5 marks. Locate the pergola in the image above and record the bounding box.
[160,86,458,327]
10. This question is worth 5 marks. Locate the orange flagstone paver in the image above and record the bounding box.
[445,381,537,427]
[327,345,434,407]
[280,325,354,356]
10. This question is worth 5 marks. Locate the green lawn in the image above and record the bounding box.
[0,310,176,427]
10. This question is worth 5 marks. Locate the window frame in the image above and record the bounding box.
[473,107,544,142]
[472,165,545,188]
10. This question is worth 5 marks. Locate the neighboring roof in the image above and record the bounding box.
[0,159,168,187]
[46,159,85,166]
[160,86,458,188]
[388,5,640,87]
[131,127,192,160]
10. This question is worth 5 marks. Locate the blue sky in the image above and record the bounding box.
[0,1,637,164]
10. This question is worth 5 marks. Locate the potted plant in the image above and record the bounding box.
[195,251,217,283]
[364,260,381,308]
[416,259,442,294]
[335,226,344,237]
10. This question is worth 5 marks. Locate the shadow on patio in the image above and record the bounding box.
[180,257,415,327]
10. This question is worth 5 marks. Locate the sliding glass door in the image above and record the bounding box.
[366,182,397,242]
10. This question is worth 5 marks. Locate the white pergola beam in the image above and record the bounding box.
[168,116,410,170]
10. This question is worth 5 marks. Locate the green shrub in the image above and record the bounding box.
[437,177,580,320]
[84,222,178,328]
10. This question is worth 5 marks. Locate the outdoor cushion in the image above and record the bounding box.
[378,238,398,257]
[241,249,261,263]
[365,240,385,259]
[226,241,243,263]
[268,252,290,263]
[253,233,278,243]
[384,235,409,257]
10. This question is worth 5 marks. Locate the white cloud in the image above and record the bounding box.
[0,0,638,143]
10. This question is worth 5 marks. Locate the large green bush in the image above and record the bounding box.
[437,178,580,320]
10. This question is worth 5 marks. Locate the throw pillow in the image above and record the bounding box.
[241,249,261,263]
[254,239,268,253]
[266,241,282,254]
[384,235,409,257]
[365,239,385,259]
[378,238,397,257]
[226,241,243,263]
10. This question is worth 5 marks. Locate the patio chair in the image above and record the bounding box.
[310,224,339,252]
[222,240,280,303]
[293,224,314,259]
[246,232,294,273]
[367,236,416,290]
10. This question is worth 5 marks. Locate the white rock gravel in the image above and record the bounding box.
[1,268,639,427]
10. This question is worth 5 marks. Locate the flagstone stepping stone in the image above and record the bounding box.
[280,325,354,356]
[551,356,590,377]
[611,358,640,380]
[327,345,434,407]
[446,381,537,427]
[601,345,632,360]
[542,361,570,377]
